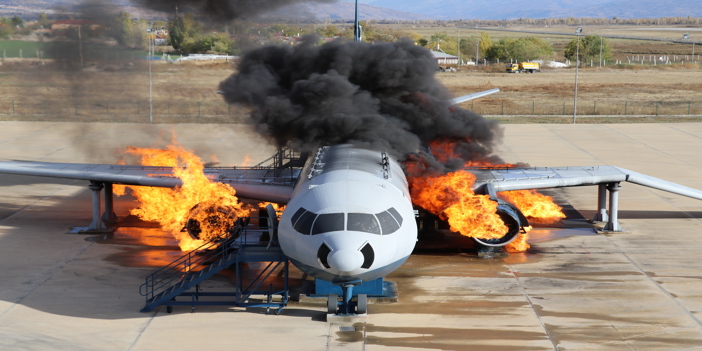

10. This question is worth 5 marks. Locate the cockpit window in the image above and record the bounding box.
[294,210,317,235]
[292,207,402,235]
[291,207,306,226]
[376,210,400,234]
[312,213,345,235]
[386,207,403,226]
[347,213,381,234]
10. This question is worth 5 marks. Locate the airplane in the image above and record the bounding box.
[3,5,702,317]
[2,91,702,316]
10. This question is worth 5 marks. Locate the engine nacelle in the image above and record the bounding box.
[185,204,239,241]
[472,200,529,247]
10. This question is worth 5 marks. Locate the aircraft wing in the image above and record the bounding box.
[469,165,702,201]
[450,88,500,105]
[0,161,296,204]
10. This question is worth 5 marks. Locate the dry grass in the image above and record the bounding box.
[0,57,701,123]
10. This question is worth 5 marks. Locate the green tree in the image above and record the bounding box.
[0,21,12,39]
[11,15,23,28]
[488,36,553,62]
[458,36,479,61]
[114,12,133,47]
[111,12,147,49]
[168,16,186,51]
[38,12,51,28]
[316,24,339,38]
[479,32,492,59]
[565,35,612,65]
[181,33,232,54]
[427,33,449,51]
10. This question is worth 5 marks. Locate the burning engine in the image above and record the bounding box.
[185,203,239,241]
[472,200,529,247]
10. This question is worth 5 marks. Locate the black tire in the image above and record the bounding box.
[166,305,173,313]
[327,294,337,314]
[356,294,367,314]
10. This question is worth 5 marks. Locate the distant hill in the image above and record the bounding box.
[0,0,430,21]
[267,2,431,21]
[367,0,702,20]
[1,0,701,20]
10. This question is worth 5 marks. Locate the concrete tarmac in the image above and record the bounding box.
[1,121,702,350]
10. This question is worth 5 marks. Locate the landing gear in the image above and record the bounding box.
[327,294,338,314]
[356,294,367,314]
[326,284,367,315]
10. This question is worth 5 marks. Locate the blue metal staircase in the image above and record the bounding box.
[139,217,289,314]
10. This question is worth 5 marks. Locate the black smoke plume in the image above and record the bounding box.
[218,37,504,172]
[133,0,336,21]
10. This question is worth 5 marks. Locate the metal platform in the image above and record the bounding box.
[139,217,289,314]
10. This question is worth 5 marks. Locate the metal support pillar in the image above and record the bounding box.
[88,181,106,231]
[593,183,609,222]
[603,182,622,231]
[341,284,354,315]
[102,182,117,224]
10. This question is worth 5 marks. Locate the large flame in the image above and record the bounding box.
[410,170,508,239]
[408,139,566,253]
[115,140,251,251]
[499,190,566,224]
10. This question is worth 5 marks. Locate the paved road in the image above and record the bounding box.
[1,122,701,350]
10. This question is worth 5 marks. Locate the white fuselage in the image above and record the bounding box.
[278,145,417,284]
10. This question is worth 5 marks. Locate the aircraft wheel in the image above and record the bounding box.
[327,294,338,314]
[356,294,367,314]
[166,306,173,313]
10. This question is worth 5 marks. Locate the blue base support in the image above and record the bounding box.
[313,278,391,297]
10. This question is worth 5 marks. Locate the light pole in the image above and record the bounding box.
[573,27,582,124]
[149,35,153,123]
[599,34,603,67]
[475,42,479,65]
[457,35,461,67]
[353,0,361,42]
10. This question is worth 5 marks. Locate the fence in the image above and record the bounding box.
[0,99,701,123]
[0,99,250,123]
[469,100,702,117]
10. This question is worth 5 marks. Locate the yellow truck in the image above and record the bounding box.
[505,62,540,73]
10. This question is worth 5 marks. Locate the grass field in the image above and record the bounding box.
[0,60,700,123]
[0,40,149,60]
[0,40,46,58]
[0,25,700,123]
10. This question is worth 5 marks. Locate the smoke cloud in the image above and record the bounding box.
[218,37,504,170]
[133,0,336,21]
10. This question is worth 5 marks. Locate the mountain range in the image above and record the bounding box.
[0,0,701,20]
[362,0,702,20]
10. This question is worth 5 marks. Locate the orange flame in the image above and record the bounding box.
[116,139,251,251]
[409,140,565,253]
[410,170,508,240]
[499,190,566,224]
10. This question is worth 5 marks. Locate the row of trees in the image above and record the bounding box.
[419,31,612,64]
[168,13,235,54]
[369,16,702,27]
[0,14,50,39]
[419,32,555,62]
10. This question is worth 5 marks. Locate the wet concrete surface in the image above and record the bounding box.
[1,122,702,350]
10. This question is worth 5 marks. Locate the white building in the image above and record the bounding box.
[431,51,459,65]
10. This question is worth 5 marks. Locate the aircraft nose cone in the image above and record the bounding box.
[327,249,364,273]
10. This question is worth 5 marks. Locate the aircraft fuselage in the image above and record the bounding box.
[277,145,417,284]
